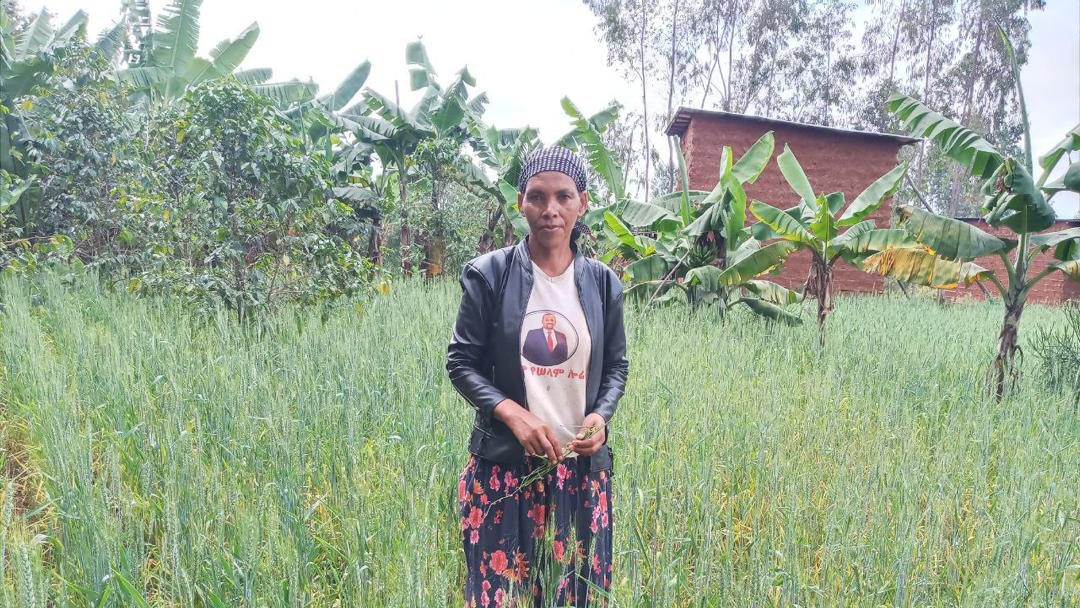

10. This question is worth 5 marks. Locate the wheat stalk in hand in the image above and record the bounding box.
[482,422,604,520]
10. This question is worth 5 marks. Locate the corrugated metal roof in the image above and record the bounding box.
[664,106,920,145]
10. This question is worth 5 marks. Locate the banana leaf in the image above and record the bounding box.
[887,94,1002,179]
[620,200,676,228]
[731,131,774,184]
[1030,227,1080,262]
[738,297,802,325]
[776,144,818,216]
[1050,260,1079,281]
[715,241,799,285]
[837,162,907,226]
[749,200,814,245]
[863,248,995,289]
[744,279,799,305]
[896,205,1012,259]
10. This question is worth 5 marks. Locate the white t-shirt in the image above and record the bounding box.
[519,260,592,455]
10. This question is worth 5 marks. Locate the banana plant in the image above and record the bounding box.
[461,97,624,258]
[343,40,488,276]
[281,61,380,241]
[402,42,489,278]
[343,88,425,275]
[0,7,88,228]
[748,145,911,344]
[464,120,539,252]
[116,0,312,106]
[609,131,803,324]
[862,31,1080,398]
[558,97,625,205]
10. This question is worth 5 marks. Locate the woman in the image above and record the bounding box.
[447,146,629,606]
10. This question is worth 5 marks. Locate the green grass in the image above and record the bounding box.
[0,275,1077,607]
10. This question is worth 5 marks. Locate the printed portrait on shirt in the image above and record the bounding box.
[520,310,580,366]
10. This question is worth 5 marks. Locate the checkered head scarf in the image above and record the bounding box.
[517,146,588,193]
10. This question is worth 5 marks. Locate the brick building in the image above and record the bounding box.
[665,107,1080,304]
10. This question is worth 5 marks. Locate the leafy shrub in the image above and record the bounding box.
[21,43,139,274]
[120,80,377,319]
[1030,301,1080,399]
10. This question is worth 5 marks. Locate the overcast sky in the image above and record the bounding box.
[20,0,1080,217]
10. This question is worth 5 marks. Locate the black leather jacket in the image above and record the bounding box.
[446,237,629,472]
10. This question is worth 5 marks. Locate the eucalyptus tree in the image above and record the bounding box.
[748,146,910,345]
[862,34,1080,398]
[857,0,1045,216]
[584,0,660,196]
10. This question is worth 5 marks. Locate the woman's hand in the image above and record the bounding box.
[493,399,563,463]
[567,413,606,456]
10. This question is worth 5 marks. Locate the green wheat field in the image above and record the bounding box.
[1,275,1077,607]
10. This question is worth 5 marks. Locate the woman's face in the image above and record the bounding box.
[518,171,588,250]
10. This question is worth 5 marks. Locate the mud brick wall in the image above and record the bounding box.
[681,113,908,296]
[677,112,1079,304]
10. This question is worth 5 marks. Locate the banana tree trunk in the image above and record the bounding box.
[806,254,833,349]
[421,170,448,279]
[477,205,504,254]
[367,214,383,265]
[992,293,1025,400]
[423,239,446,280]
[502,215,514,247]
[992,233,1034,400]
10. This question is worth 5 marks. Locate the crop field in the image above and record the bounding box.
[0,276,1077,607]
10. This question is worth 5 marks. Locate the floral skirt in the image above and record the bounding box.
[458,454,613,607]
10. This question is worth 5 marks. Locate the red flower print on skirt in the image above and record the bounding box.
[556,462,571,489]
[459,455,613,606]
[466,506,483,530]
[489,550,509,577]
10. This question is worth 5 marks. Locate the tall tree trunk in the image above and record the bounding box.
[823,27,833,125]
[921,3,937,103]
[398,175,412,275]
[665,0,681,190]
[725,14,736,111]
[886,0,905,85]
[700,43,718,108]
[422,168,445,280]
[914,2,939,209]
[639,6,651,198]
[961,2,987,123]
